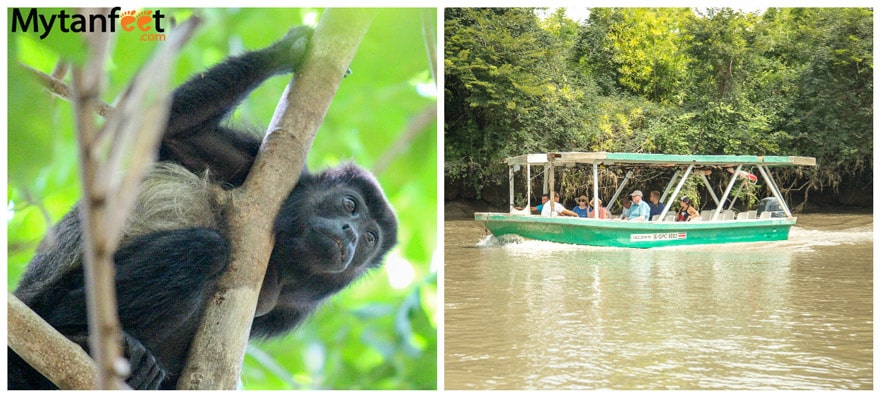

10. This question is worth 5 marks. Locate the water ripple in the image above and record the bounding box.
[445,214,873,390]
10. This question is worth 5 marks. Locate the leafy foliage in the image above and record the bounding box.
[445,8,592,198]
[606,8,692,103]
[446,7,872,206]
[7,8,436,390]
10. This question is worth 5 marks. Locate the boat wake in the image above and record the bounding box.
[788,224,874,249]
[476,233,527,247]
[477,233,630,253]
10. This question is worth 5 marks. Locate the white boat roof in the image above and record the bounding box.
[505,152,816,167]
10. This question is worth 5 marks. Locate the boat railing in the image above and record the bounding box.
[520,211,791,223]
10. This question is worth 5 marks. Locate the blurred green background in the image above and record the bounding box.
[6,8,437,390]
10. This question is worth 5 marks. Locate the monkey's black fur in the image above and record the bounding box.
[9,26,398,390]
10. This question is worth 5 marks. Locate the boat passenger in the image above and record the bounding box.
[618,197,632,219]
[623,190,651,221]
[676,196,701,222]
[588,198,611,219]
[648,190,665,219]
[533,193,550,214]
[572,195,591,217]
[516,193,549,214]
[540,194,579,217]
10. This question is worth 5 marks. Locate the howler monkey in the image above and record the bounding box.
[9,25,398,389]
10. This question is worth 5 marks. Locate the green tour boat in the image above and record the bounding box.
[474,152,817,248]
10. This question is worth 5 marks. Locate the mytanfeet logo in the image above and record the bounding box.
[11,7,168,41]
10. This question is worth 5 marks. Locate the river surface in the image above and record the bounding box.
[444,213,873,390]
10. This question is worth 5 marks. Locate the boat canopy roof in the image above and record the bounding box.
[505,152,816,168]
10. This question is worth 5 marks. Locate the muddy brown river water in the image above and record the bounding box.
[444,213,873,390]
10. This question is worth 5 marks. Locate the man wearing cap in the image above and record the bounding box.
[622,190,651,221]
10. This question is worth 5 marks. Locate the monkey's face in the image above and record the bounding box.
[296,189,381,274]
[272,164,398,279]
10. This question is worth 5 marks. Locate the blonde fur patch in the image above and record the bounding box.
[123,163,224,239]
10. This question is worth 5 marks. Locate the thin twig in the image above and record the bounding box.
[99,18,201,236]
[21,63,114,117]
[72,15,124,388]
[51,61,69,79]
[72,13,201,389]
[372,104,436,175]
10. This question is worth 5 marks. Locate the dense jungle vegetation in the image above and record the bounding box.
[445,8,872,209]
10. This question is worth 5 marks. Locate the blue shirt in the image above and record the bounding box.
[649,202,665,218]
[625,200,651,220]
[572,206,590,217]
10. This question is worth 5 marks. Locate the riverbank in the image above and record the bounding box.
[445,200,504,220]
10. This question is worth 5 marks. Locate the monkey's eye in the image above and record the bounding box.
[365,231,377,247]
[343,197,357,214]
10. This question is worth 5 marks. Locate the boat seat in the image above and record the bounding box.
[509,206,531,215]
[722,210,735,221]
[701,210,724,221]
[759,211,772,219]
[664,214,675,222]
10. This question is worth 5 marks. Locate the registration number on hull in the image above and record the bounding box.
[630,232,687,242]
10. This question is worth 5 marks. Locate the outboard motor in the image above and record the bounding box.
[757,197,786,218]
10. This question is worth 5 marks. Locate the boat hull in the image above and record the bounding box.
[474,212,796,248]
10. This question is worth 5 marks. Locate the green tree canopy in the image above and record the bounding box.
[446,7,872,206]
[445,8,593,197]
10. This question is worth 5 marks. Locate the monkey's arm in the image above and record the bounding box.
[160,26,312,186]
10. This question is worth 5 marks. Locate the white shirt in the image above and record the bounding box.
[541,201,568,217]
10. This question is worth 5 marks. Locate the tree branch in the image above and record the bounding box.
[71,13,199,389]
[21,63,114,117]
[8,294,98,390]
[177,9,378,389]
[70,17,125,388]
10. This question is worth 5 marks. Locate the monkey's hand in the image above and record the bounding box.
[66,332,165,389]
[123,333,165,389]
[267,25,314,74]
